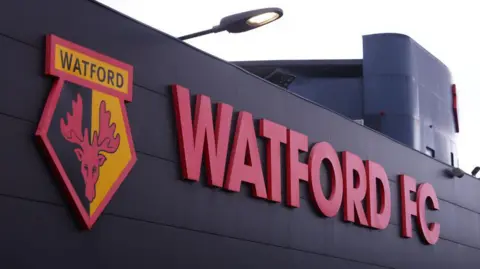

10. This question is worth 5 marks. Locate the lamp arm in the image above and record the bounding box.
[178,26,222,41]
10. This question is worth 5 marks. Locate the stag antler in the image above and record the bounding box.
[93,101,120,153]
[60,93,86,145]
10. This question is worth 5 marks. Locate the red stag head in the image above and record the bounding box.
[60,93,120,202]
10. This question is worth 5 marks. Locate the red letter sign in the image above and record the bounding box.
[400,174,417,238]
[342,151,369,226]
[172,85,233,187]
[400,175,440,244]
[286,129,309,208]
[225,111,267,199]
[417,183,440,245]
[308,142,343,217]
[365,160,391,230]
[259,119,287,203]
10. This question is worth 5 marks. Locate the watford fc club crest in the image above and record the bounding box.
[36,34,137,229]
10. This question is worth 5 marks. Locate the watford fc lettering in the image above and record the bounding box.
[36,34,136,229]
[171,84,441,245]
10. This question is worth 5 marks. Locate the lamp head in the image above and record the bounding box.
[216,7,283,34]
[178,7,283,41]
[472,166,480,177]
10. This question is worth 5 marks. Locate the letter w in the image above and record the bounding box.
[59,49,73,70]
[172,85,233,187]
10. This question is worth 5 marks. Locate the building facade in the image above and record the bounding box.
[0,0,479,268]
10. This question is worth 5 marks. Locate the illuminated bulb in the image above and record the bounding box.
[246,12,280,26]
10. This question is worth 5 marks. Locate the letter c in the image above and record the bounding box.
[416,183,440,245]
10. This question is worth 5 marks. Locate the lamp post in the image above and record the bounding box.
[178,7,283,41]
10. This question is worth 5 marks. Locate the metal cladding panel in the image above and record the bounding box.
[287,77,364,119]
[0,0,479,268]
[362,33,457,165]
[362,34,421,153]
[363,34,416,77]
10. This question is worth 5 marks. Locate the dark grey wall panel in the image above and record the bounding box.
[0,196,392,269]
[0,114,62,204]
[0,35,50,122]
[127,86,177,159]
[2,195,480,269]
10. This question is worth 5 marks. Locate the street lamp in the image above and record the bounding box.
[178,7,283,41]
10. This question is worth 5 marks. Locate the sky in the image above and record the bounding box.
[97,0,480,173]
